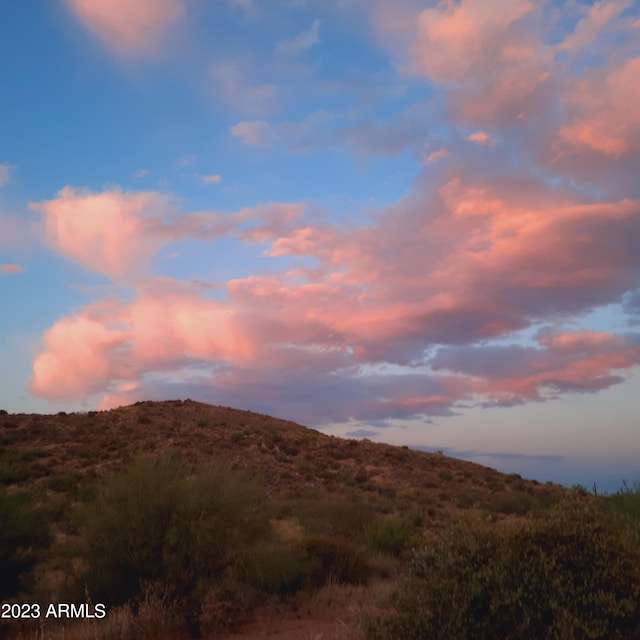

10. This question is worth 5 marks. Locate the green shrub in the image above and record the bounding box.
[74,455,268,608]
[279,497,375,538]
[234,543,313,594]
[0,490,51,598]
[365,516,415,557]
[367,495,640,640]
[296,535,370,586]
[484,491,535,515]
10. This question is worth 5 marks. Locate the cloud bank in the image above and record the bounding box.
[29,0,640,427]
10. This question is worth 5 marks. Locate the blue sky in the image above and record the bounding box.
[1,0,639,493]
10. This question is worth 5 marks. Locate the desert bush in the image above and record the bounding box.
[455,493,475,509]
[482,489,559,516]
[233,543,313,594]
[365,516,415,557]
[366,495,640,640]
[278,497,375,538]
[296,535,370,586]
[483,491,535,515]
[0,490,50,599]
[73,454,269,609]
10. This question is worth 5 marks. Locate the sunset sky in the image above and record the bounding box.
[1,0,639,492]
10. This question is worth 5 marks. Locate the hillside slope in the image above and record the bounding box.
[1,399,566,528]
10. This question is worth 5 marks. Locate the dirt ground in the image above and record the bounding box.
[215,580,394,639]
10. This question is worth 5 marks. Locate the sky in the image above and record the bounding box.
[1,0,639,493]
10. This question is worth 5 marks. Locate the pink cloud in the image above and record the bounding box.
[31,186,307,280]
[30,289,257,402]
[411,0,552,123]
[31,187,175,280]
[467,131,496,146]
[30,163,640,423]
[425,148,450,164]
[231,121,273,145]
[202,174,221,184]
[537,330,625,354]
[30,313,129,399]
[64,0,184,56]
[0,264,23,275]
[432,330,640,406]
[30,175,640,419]
[557,57,640,157]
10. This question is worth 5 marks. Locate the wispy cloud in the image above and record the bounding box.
[275,19,321,54]
[0,163,12,187]
[231,120,273,145]
[425,149,450,164]
[467,131,496,146]
[202,174,221,184]
[0,264,23,275]
[210,61,276,116]
[177,154,197,167]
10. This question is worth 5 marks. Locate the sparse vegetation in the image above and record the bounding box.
[3,400,621,639]
[296,535,371,586]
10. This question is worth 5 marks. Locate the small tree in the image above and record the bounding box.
[75,455,268,608]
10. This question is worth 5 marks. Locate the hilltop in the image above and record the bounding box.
[1,399,565,527]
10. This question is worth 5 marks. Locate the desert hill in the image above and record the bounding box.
[9,400,623,640]
[1,398,566,530]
